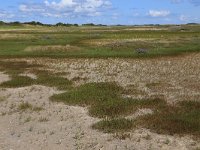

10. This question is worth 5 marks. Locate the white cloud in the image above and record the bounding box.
[19,4,45,12]
[180,15,188,21]
[148,10,170,17]
[18,0,112,18]
[0,11,15,19]
[179,14,200,22]
[44,0,76,9]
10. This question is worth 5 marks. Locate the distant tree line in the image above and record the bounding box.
[0,21,108,27]
[0,21,199,27]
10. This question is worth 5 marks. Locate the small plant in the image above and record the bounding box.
[38,117,49,122]
[24,116,32,123]
[18,102,33,111]
[0,96,6,102]
[32,106,44,112]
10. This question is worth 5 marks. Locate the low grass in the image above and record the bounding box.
[51,83,165,118]
[52,81,200,137]
[92,118,135,133]
[136,100,200,138]
[35,70,73,90]
[18,102,44,112]
[18,102,33,111]
[51,82,166,118]
[0,72,72,89]
[38,117,49,122]
[0,61,41,75]
[0,25,200,58]
[0,61,72,90]
[0,96,6,102]
[0,75,35,88]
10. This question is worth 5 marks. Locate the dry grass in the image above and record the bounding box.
[24,45,81,52]
[81,38,155,46]
[0,33,34,40]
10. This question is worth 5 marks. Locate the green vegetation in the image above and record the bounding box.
[18,102,43,112]
[51,82,165,118]
[0,23,200,139]
[138,101,200,137]
[18,102,33,111]
[0,24,200,58]
[51,80,200,137]
[38,117,49,122]
[35,71,72,90]
[0,96,6,102]
[92,118,135,133]
[0,61,72,89]
[1,75,35,88]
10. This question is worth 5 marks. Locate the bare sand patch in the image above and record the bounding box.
[0,72,10,84]
[19,72,37,79]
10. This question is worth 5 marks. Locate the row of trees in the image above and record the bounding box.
[0,21,108,27]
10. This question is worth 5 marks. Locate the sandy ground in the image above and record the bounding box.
[22,52,200,104]
[0,53,200,150]
[0,77,199,150]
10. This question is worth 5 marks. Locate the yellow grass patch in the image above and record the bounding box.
[0,34,34,40]
[24,45,81,52]
[82,38,155,46]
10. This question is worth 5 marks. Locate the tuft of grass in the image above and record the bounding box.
[0,96,6,102]
[0,75,35,88]
[92,118,135,133]
[38,117,49,122]
[18,102,33,111]
[32,106,44,112]
[18,102,43,112]
[24,116,32,123]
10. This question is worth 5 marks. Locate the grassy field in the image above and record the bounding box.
[0,24,200,58]
[0,24,200,144]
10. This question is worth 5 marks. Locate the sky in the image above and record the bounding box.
[0,0,200,25]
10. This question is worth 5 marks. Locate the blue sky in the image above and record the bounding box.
[0,0,200,25]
